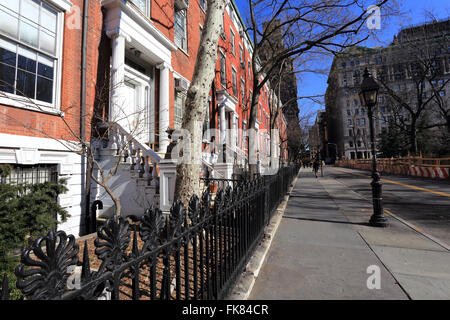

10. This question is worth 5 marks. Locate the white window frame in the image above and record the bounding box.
[231,66,237,97]
[0,0,65,114]
[174,8,187,52]
[174,89,186,129]
[129,0,151,17]
[199,0,207,12]
[230,28,235,56]
[219,49,226,88]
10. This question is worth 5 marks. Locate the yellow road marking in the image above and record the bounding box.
[384,209,423,232]
[331,167,450,198]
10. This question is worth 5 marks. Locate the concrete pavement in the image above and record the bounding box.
[248,166,450,300]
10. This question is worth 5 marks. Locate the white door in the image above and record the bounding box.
[119,81,137,133]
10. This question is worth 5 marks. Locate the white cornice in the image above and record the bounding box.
[48,0,73,11]
[102,0,177,52]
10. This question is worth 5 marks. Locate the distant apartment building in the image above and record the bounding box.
[325,19,450,160]
[0,0,288,236]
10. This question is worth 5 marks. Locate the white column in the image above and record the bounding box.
[232,113,238,151]
[109,32,127,123]
[220,104,226,144]
[158,63,171,153]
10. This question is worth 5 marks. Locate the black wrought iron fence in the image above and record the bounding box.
[0,164,299,300]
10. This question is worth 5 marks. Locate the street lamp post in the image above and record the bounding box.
[359,68,388,228]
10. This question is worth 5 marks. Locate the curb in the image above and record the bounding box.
[226,172,300,300]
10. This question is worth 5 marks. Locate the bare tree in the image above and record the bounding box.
[375,17,450,155]
[172,0,227,205]
[243,0,396,174]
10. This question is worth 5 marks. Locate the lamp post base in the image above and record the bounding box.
[369,171,388,228]
[369,214,389,227]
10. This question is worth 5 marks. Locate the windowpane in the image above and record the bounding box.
[0,0,20,12]
[0,63,15,93]
[39,29,56,54]
[18,54,36,72]
[37,55,53,78]
[130,0,147,14]
[21,0,40,23]
[0,39,16,66]
[20,19,39,48]
[16,69,36,98]
[41,3,57,32]
[36,76,52,102]
[0,6,18,38]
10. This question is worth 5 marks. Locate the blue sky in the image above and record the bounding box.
[234,0,450,125]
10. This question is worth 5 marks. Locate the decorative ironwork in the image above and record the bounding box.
[3,165,300,300]
[15,230,79,300]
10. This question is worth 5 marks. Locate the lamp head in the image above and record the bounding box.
[359,68,380,108]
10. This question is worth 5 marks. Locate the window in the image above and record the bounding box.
[347,119,352,126]
[248,60,251,81]
[231,67,237,97]
[349,129,353,136]
[130,0,150,16]
[230,28,235,56]
[219,51,226,87]
[259,103,262,122]
[240,78,245,105]
[361,118,366,125]
[347,109,351,116]
[440,90,446,96]
[356,119,360,126]
[199,0,207,11]
[239,44,243,65]
[349,141,354,148]
[174,91,185,129]
[0,0,61,106]
[242,120,247,150]
[355,109,359,115]
[1,164,58,185]
[174,8,187,51]
[203,100,210,140]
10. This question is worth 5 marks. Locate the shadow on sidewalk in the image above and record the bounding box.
[283,215,370,226]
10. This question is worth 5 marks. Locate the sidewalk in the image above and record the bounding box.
[248,166,450,300]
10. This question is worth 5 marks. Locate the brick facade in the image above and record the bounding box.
[0,0,288,236]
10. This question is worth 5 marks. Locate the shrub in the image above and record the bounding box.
[0,164,69,299]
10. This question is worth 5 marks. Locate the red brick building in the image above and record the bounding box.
[0,0,288,235]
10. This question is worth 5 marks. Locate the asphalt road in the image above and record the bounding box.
[325,166,450,248]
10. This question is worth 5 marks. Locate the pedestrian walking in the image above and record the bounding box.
[313,160,320,178]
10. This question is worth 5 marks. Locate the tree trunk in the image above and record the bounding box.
[173,0,226,205]
[248,90,261,176]
[410,118,418,155]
